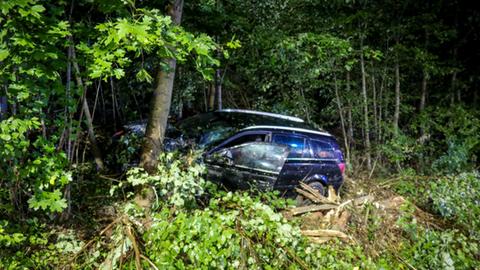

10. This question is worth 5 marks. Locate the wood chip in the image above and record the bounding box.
[327,186,339,202]
[332,210,351,231]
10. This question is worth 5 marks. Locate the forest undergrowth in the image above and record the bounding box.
[1,152,479,269]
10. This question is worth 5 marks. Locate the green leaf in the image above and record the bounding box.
[0,134,11,141]
[0,48,9,61]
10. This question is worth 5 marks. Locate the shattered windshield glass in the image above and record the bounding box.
[176,111,317,149]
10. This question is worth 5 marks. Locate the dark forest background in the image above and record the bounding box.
[1,0,479,268]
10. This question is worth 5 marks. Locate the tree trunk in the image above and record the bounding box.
[208,83,216,111]
[360,44,371,170]
[346,72,354,147]
[393,55,400,135]
[215,68,222,110]
[371,69,378,143]
[420,72,427,113]
[378,71,385,144]
[71,46,105,171]
[140,0,184,173]
[451,69,458,105]
[334,74,350,170]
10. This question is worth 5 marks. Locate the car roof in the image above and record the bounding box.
[177,110,326,133]
[241,125,333,137]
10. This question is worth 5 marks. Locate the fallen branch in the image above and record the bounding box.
[290,204,338,216]
[299,182,338,205]
[301,229,349,239]
[67,215,123,264]
[141,254,159,270]
[307,236,332,244]
[125,224,142,270]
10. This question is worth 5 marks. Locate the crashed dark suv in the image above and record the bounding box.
[168,109,345,196]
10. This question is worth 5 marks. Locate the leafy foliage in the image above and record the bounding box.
[79,9,219,82]
[0,117,71,214]
[428,172,480,233]
[396,201,479,269]
[123,152,206,208]
[144,190,377,270]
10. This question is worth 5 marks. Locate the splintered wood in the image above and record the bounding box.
[291,204,338,216]
[291,182,374,244]
[295,182,339,205]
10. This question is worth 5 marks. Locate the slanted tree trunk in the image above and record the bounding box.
[71,46,104,171]
[360,42,372,170]
[140,0,184,173]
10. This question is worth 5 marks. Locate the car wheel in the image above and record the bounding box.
[308,181,326,196]
[295,181,326,206]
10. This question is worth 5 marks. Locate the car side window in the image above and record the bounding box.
[222,133,267,149]
[310,139,336,159]
[272,134,306,158]
[229,143,288,173]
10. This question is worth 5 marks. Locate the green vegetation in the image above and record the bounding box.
[1,0,479,269]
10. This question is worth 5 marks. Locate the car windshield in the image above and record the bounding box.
[176,111,317,148]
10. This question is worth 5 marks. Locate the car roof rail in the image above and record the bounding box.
[217,109,305,123]
[242,125,333,137]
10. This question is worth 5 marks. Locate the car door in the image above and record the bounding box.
[270,133,313,191]
[205,142,289,191]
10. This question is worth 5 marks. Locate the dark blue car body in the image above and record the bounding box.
[174,110,345,196]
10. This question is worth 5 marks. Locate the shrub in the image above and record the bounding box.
[428,172,480,234]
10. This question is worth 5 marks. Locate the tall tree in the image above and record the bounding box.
[140,0,184,173]
[360,39,372,170]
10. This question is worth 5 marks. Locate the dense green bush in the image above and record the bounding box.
[0,117,71,215]
[396,202,479,269]
[144,190,376,270]
[428,172,480,233]
[396,171,480,234]
[0,219,83,269]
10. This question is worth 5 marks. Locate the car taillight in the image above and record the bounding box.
[338,162,345,175]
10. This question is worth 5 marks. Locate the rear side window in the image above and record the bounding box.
[310,139,337,159]
[272,134,306,158]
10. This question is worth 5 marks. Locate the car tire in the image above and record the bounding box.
[295,181,326,206]
[308,181,326,196]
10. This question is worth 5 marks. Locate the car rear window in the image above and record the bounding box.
[310,138,344,161]
[272,134,306,158]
